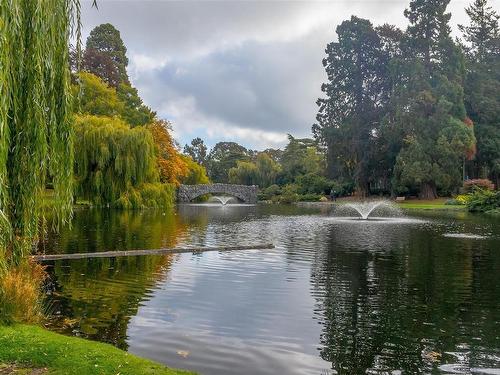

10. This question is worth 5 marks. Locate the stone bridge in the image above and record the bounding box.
[177,183,258,204]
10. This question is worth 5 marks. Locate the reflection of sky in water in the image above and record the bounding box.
[42,205,500,375]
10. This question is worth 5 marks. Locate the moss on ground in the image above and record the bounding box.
[0,325,194,375]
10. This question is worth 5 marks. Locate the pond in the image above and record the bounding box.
[39,204,500,375]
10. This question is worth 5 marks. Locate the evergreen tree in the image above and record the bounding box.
[459,0,500,62]
[314,16,390,196]
[461,0,500,186]
[184,137,208,166]
[403,0,452,70]
[85,23,129,86]
[391,0,475,198]
[82,24,155,127]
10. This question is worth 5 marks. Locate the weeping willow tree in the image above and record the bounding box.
[0,1,79,268]
[74,115,165,207]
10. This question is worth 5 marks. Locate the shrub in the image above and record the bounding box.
[278,184,299,204]
[295,174,331,195]
[462,179,495,193]
[298,193,322,202]
[114,183,176,209]
[455,194,470,205]
[258,184,281,201]
[0,262,46,325]
[445,194,469,205]
[466,189,500,212]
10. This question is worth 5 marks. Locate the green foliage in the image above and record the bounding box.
[117,83,156,127]
[258,184,281,201]
[114,183,176,209]
[74,72,155,127]
[73,115,158,206]
[314,16,389,194]
[459,0,499,61]
[0,0,76,264]
[74,72,125,117]
[79,24,155,127]
[281,135,324,183]
[295,174,331,195]
[229,160,259,185]
[255,153,281,188]
[206,142,250,183]
[184,137,208,166]
[466,188,500,212]
[278,184,300,204]
[312,0,498,198]
[179,155,210,185]
[461,0,500,186]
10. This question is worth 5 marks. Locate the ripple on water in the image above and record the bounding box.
[41,206,500,375]
[443,233,490,239]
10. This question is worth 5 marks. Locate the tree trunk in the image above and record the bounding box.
[419,182,437,199]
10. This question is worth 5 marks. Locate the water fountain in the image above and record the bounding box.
[333,200,404,221]
[344,200,399,220]
[210,196,234,205]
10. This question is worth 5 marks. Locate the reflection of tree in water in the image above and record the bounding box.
[41,209,190,350]
[310,222,500,374]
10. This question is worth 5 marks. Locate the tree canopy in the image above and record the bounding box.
[313,0,485,198]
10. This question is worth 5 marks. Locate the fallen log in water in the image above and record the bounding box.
[31,243,275,261]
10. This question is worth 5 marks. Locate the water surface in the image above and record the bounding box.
[40,205,500,374]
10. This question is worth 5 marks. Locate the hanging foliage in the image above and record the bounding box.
[0,0,78,266]
[147,119,189,186]
[74,115,159,205]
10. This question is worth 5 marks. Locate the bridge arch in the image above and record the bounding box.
[177,183,258,204]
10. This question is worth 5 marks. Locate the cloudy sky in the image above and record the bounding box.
[81,0,485,150]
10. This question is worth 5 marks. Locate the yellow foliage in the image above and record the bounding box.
[147,120,189,186]
[0,262,46,324]
[180,155,210,185]
[455,194,470,205]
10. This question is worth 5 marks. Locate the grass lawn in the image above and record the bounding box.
[0,324,195,375]
[396,198,465,210]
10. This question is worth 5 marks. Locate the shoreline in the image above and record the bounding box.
[0,324,194,375]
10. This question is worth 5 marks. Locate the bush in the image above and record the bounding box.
[445,194,469,205]
[298,193,322,202]
[0,262,46,325]
[466,189,500,212]
[114,183,176,209]
[278,184,299,204]
[295,174,331,195]
[258,184,281,201]
[462,179,495,193]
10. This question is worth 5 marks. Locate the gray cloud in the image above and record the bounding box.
[81,0,480,149]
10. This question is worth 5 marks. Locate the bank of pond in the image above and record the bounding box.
[0,324,194,375]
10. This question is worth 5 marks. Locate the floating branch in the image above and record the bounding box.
[31,244,275,261]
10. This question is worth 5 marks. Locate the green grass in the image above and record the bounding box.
[396,198,465,210]
[0,324,195,375]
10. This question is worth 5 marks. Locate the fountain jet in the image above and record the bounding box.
[342,201,400,220]
[211,196,234,205]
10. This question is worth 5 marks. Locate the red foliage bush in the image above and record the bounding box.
[463,179,495,192]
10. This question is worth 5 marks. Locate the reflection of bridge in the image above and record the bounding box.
[177,183,258,204]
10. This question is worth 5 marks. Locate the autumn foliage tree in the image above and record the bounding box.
[147,120,189,186]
